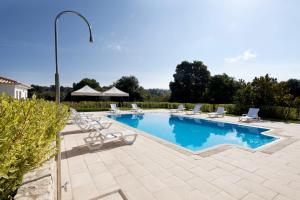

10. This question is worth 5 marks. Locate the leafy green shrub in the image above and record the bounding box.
[0,95,69,199]
[260,106,300,121]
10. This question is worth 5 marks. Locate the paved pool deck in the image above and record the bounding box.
[61,110,300,200]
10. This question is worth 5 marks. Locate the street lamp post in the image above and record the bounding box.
[54,10,93,200]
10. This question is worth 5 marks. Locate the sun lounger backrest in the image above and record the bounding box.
[178,104,184,110]
[247,108,259,118]
[216,107,225,114]
[132,104,138,109]
[110,104,117,110]
[194,104,201,111]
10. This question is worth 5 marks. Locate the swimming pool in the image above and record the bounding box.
[108,113,277,152]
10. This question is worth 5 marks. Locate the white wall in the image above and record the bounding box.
[14,86,28,99]
[0,84,15,97]
[0,84,28,99]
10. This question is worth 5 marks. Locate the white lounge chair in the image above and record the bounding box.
[208,107,226,118]
[84,125,138,150]
[110,104,121,114]
[75,114,112,132]
[70,108,112,131]
[239,108,260,122]
[170,104,185,113]
[131,104,143,113]
[70,108,93,123]
[186,104,202,115]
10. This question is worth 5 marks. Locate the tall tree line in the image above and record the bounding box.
[169,60,300,108]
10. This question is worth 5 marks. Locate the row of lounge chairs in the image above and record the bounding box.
[70,108,138,150]
[170,104,261,122]
[109,103,260,122]
[110,103,143,114]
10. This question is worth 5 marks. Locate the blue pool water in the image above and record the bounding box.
[108,113,276,152]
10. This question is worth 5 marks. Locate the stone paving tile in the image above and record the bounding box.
[241,193,265,200]
[209,158,237,172]
[115,174,143,191]
[211,191,237,200]
[70,172,93,188]
[161,175,193,199]
[263,180,300,200]
[99,152,120,167]
[237,179,277,200]
[83,152,101,165]
[155,157,177,169]
[148,165,173,180]
[254,168,292,185]
[67,157,88,175]
[210,168,241,183]
[211,178,248,199]
[273,194,293,200]
[107,163,129,177]
[92,172,118,193]
[288,181,300,190]
[230,159,259,172]
[87,161,107,175]
[168,166,194,181]
[275,169,300,182]
[114,153,137,167]
[173,158,196,169]
[186,177,220,198]
[231,168,265,183]
[72,183,99,200]
[177,190,206,200]
[99,192,124,200]
[137,174,167,193]
[194,159,217,170]
[125,187,156,200]
[127,163,150,177]
[189,166,219,181]
[152,188,182,200]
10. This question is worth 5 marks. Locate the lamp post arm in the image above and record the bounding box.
[54,10,93,104]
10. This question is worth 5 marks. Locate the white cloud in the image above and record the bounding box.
[225,49,257,63]
[107,44,122,51]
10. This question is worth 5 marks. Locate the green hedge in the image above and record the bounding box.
[63,101,300,121]
[0,95,69,199]
[63,101,238,113]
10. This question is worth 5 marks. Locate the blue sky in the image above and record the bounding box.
[0,0,300,89]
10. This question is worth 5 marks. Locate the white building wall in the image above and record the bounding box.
[14,86,28,99]
[0,84,15,97]
[0,84,29,99]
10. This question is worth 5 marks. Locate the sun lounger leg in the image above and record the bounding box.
[123,134,137,145]
[84,135,104,150]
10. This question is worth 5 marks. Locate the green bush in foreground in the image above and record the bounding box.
[0,95,69,199]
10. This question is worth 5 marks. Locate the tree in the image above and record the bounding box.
[72,78,101,91]
[234,81,254,111]
[274,82,290,106]
[146,89,171,102]
[114,76,144,101]
[169,61,210,102]
[251,74,277,107]
[286,79,300,97]
[28,85,72,101]
[294,97,300,118]
[205,73,238,104]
